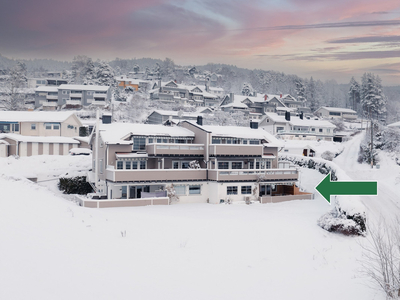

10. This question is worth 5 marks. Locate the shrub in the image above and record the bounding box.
[58,176,93,195]
[317,208,366,236]
[321,151,335,161]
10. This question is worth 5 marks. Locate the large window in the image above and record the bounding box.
[249,140,260,145]
[133,137,146,151]
[189,185,201,195]
[125,161,131,169]
[45,124,52,130]
[232,162,242,169]
[227,186,238,195]
[53,124,60,130]
[140,161,146,169]
[181,162,190,169]
[175,185,186,195]
[218,162,229,169]
[173,162,179,169]
[329,112,341,116]
[31,124,36,130]
[241,186,252,194]
[117,161,123,169]
[132,161,138,169]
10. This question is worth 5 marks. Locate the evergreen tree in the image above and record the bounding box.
[295,79,306,102]
[361,73,387,119]
[95,61,116,87]
[307,77,318,112]
[241,82,254,96]
[348,77,360,112]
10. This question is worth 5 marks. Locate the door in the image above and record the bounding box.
[43,143,49,155]
[129,186,136,199]
[63,143,69,155]
[32,142,39,156]
[20,142,27,157]
[53,143,59,155]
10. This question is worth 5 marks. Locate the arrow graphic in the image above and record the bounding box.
[315,173,378,204]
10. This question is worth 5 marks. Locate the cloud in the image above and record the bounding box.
[328,35,400,43]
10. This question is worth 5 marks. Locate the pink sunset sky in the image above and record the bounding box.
[1,0,400,84]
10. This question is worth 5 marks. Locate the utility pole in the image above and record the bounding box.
[370,109,373,169]
[94,109,100,192]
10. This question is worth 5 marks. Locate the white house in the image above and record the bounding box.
[260,112,336,141]
[315,107,357,121]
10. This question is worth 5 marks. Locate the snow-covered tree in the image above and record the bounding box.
[361,73,387,119]
[295,79,306,102]
[95,61,116,87]
[1,62,27,111]
[306,77,318,112]
[133,64,140,73]
[159,58,176,80]
[241,82,254,96]
[348,77,360,112]
[71,55,96,84]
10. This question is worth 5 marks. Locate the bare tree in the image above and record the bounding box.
[360,219,400,298]
[2,62,27,111]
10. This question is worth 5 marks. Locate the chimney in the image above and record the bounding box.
[264,94,268,101]
[280,93,282,98]
[205,79,210,92]
[158,79,161,90]
[229,93,234,103]
[285,111,290,121]
[300,112,304,120]
[197,116,203,126]
[250,121,258,129]
[253,91,257,97]
[102,113,112,124]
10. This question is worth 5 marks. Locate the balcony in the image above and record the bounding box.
[70,93,82,98]
[277,130,332,136]
[42,102,58,107]
[66,99,82,105]
[107,168,207,182]
[209,144,263,157]
[46,95,58,100]
[146,143,204,156]
[208,168,298,182]
[93,93,107,98]
[342,113,357,120]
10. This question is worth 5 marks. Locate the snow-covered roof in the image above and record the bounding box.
[184,121,282,146]
[317,106,356,114]
[220,102,248,109]
[35,86,59,92]
[98,123,195,144]
[151,110,202,118]
[0,111,78,123]
[58,84,109,91]
[388,121,400,128]
[264,113,336,128]
[0,133,80,144]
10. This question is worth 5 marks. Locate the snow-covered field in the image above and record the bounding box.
[1,137,396,299]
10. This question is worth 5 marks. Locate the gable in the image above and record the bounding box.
[165,81,178,87]
[191,87,203,93]
[242,99,253,105]
[269,98,284,107]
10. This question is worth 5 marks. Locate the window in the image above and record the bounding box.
[241,186,252,194]
[242,139,247,144]
[125,161,131,169]
[218,162,229,169]
[329,112,341,116]
[13,124,19,132]
[266,161,271,169]
[189,185,201,195]
[176,139,185,143]
[31,124,36,130]
[157,139,162,143]
[227,186,238,195]
[53,124,60,130]
[327,129,330,133]
[173,162,179,169]
[133,137,146,151]
[148,138,153,143]
[232,162,242,169]
[181,162,190,169]
[212,138,221,144]
[319,129,323,133]
[175,185,186,195]
[99,159,103,174]
[249,162,254,169]
[249,140,259,145]
[311,128,315,132]
[117,161,123,169]
[132,161,138,169]
[140,161,146,169]
[256,162,260,169]
[45,124,52,130]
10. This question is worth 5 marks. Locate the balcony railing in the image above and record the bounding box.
[146,143,204,156]
[70,93,82,97]
[277,130,332,136]
[46,95,58,100]
[93,93,107,98]
[208,168,298,182]
[209,144,263,157]
[107,168,207,182]
[66,99,81,105]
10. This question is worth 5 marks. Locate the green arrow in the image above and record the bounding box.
[315,173,378,204]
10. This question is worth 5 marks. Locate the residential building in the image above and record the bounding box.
[149,80,219,107]
[315,107,357,121]
[115,76,150,92]
[0,111,83,137]
[35,84,111,109]
[260,112,336,141]
[0,133,80,157]
[27,77,68,89]
[86,117,312,208]
[146,110,205,125]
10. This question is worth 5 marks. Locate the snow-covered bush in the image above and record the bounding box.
[58,176,93,195]
[165,184,179,204]
[321,151,335,161]
[189,160,201,169]
[317,207,366,236]
[330,118,346,132]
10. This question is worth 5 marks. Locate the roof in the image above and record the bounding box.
[0,111,78,123]
[0,133,80,144]
[317,106,356,114]
[264,113,336,128]
[151,110,203,118]
[98,122,195,144]
[183,121,282,146]
[35,86,59,92]
[58,84,109,91]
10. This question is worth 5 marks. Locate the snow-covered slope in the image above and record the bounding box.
[0,155,384,300]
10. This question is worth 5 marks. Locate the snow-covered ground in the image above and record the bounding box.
[0,152,388,300]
